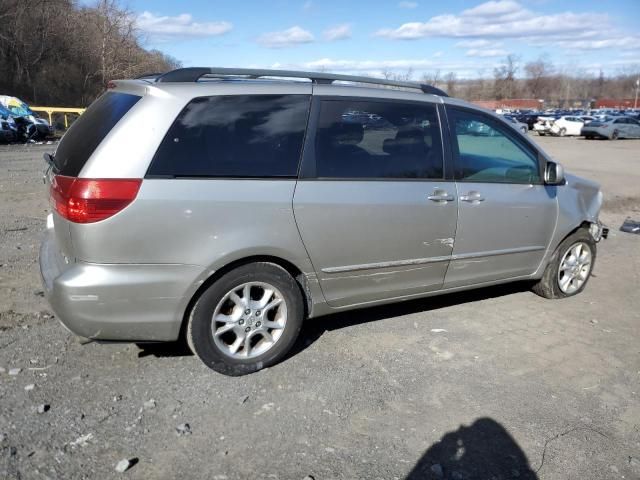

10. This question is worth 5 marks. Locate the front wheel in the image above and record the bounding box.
[611,129,619,140]
[559,127,567,137]
[532,229,596,299]
[187,262,304,375]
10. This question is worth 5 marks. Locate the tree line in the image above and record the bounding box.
[389,54,639,107]
[0,1,637,108]
[0,0,180,107]
[422,55,640,107]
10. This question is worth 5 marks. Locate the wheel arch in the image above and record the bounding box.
[177,255,313,343]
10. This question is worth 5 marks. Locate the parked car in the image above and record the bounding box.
[40,67,607,376]
[513,113,539,130]
[0,95,54,141]
[502,115,528,134]
[0,104,18,143]
[549,116,586,137]
[581,116,640,139]
[533,116,555,136]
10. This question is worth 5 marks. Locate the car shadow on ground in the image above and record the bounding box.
[406,417,539,480]
[287,281,533,359]
[137,281,532,360]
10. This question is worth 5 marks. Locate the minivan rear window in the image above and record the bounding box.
[147,95,310,178]
[53,92,140,176]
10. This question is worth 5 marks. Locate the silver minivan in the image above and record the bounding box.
[40,67,607,375]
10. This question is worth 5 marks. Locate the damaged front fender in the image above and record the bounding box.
[556,173,607,242]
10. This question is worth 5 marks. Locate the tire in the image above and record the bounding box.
[532,229,596,299]
[559,128,566,137]
[538,132,546,136]
[611,130,619,140]
[187,262,304,375]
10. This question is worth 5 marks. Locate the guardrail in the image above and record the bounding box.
[29,107,86,128]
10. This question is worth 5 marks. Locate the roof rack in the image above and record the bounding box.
[154,67,448,97]
[135,72,164,80]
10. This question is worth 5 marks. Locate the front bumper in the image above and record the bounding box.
[39,227,202,341]
[590,221,609,242]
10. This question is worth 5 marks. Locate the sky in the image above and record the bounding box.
[118,0,639,78]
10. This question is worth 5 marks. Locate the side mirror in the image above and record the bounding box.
[544,161,565,185]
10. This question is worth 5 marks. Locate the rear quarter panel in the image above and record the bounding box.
[70,179,314,271]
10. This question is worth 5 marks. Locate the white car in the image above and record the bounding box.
[533,117,555,136]
[549,116,585,137]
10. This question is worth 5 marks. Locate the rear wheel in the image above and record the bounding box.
[187,262,304,375]
[532,229,596,299]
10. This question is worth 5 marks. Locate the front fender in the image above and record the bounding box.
[534,173,603,277]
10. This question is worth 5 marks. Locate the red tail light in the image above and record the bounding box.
[50,175,141,224]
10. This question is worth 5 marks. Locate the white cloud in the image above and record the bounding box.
[136,11,232,39]
[324,24,352,41]
[375,0,608,40]
[461,0,529,21]
[302,58,436,71]
[539,36,640,51]
[398,1,418,8]
[433,51,443,57]
[466,48,508,57]
[268,58,516,79]
[257,26,314,48]
[456,39,502,48]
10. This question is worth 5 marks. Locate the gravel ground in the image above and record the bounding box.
[0,137,639,480]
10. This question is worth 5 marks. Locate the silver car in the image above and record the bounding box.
[581,116,640,139]
[40,67,607,375]
[502,115,528,134]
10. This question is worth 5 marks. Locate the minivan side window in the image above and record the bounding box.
[148,95,310,178]
[314,100,444,179]
[449,108,540,184]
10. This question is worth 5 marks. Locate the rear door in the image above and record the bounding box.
[293,97,457,307]
[444,106,557,287]
[628,118,640,138]
[567,117,583,135]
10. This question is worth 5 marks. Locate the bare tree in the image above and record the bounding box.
[422,70,441,89]
[524,55,554,99]
[493,54,521,100]
[0,0,180,106]
[444,72,457,97]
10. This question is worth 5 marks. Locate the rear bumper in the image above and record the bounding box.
[39,228,202,341]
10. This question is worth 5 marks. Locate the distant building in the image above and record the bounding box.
[593,98,636,109]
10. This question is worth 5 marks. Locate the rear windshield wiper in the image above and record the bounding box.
[43,152,55,167]
[43,152,57,182]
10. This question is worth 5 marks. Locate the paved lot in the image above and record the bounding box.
[0,137,639,480]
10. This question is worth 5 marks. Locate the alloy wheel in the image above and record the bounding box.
[557,242,592,295]
[211,282,287,359]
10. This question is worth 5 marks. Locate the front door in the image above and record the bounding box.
[294,97,457,307]
[444,106,557,288]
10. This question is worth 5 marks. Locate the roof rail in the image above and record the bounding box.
[154,67,448,97]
